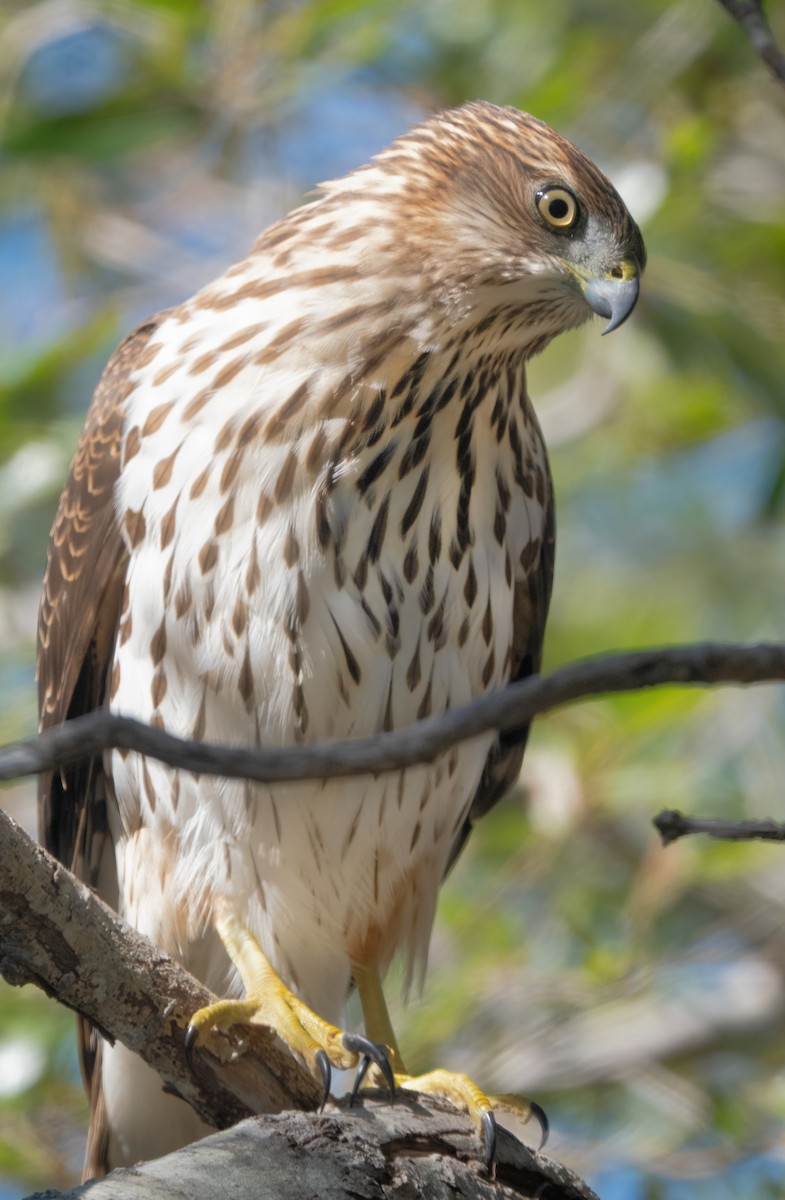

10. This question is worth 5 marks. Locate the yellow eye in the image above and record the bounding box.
[536,187,579,230]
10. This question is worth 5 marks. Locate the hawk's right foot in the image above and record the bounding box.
[184,904,394,1108]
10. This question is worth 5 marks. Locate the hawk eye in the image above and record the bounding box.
[536,187,579,231]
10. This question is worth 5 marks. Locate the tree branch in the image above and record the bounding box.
[0,806,321,1127]
[3,642,783,786]
[717,0,785,86]
[26,1109,599,1200]
[1,807,591,1200]
[654,808,785,845]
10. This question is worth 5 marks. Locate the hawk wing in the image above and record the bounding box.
[37,315,162,1178]
[446,490,555,871]
[37,316,163,871]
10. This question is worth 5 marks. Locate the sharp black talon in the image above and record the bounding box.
[349,1054,372,1106]
[184,1023,198,1071]
[481,1110,497,1171]
[530,1100,549,1151]
[315,1049,331,1112]
[341,1033,395,1102]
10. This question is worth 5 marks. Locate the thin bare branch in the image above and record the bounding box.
[654,808,785,846]
[717,0,785,85]
[2,641,783,786]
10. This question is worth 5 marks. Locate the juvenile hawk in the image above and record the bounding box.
[38,101,644,1178]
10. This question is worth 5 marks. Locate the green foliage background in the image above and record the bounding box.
[0,1,784,1196]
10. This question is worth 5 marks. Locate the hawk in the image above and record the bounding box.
[38,101,644,1179]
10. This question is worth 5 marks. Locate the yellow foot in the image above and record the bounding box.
[351,959,547,1170]
[351,1062,547,1169]
[400,1072,548,1169]
[184,905,394,1109]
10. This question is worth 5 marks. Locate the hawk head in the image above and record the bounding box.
[332,101,646,352]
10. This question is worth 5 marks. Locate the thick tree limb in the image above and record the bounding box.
[654,809,785,845]
[2,642,783,786]
[0,806,321,1126]
[717,0,785,85]
[1,809,588,1200]
[26,1108,598,1200]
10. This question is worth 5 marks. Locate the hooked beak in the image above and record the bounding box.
[582,269,641,335]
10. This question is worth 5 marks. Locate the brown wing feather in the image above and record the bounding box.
[36,316,163,1178]
[37,316,163,870]
[446,483,555,872]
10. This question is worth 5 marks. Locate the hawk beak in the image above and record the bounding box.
[583,269,640,335]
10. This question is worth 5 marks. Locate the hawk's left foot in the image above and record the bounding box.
[185,904,393,1108]
[352,961,548,1169]
[351,1062,547,1168]
[398,1073,547,1168]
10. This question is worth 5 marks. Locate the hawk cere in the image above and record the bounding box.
[37,102,644,1178]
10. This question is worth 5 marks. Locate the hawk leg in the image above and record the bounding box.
[185,902,393,1106]
[352,960,548,1169]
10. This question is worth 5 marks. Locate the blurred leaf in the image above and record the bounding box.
[761,440,785,518]
[0,312,119,460]
[4,97,202,161]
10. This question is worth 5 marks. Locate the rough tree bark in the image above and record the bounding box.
[1,808,593,1200]
[25,1107,598,1200]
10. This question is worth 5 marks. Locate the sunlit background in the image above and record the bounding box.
[1,1,785,1196]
